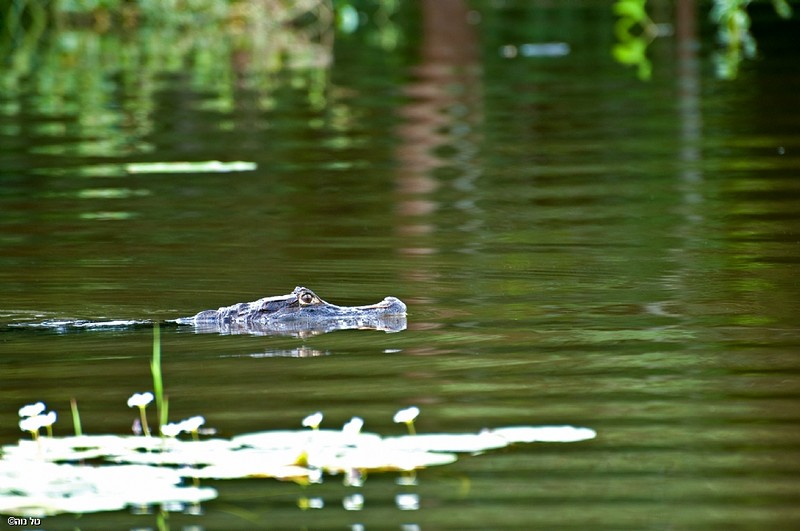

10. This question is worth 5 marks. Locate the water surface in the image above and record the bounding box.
[1,1,799,528]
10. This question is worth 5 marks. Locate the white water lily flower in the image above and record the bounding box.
[342,417,364,436]
[128,392,154,437]
[42,410,57,427]
[127,392,154,408]
[393,406,420,435]
[160,422,183,438]
[19,415,46,434]
[19,409,58,439]
[393,407,420,424]
[180,416,205,433]
[302,412,323,430]
[18,401,46,418]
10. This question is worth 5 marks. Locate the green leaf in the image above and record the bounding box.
[613,0,647,21]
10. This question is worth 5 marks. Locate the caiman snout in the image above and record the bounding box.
[374,296,407,316]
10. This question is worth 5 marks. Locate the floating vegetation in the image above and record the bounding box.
[17,402,57,440]
[0,330,596,517]
[0,459,216,517]
[127,392,154,437]
[1,408,595,517]
[393,405,420,435]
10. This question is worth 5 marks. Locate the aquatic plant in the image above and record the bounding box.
[17,404,57,440]
[2,403,596,517]
[18,402,45,418]
[393,406,419,435]
[17,416,43,441]
[41,412,56,438]
[150,324,168,434]
[159,422,182,438]
[69,398,82,436]
[342,416,364,436]
[302,411,324,430]
[0,328,597,517]
[161,416,206,441]
[127,392,154,437]
[181,415,206,441]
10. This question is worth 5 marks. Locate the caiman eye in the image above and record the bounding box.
[299,291,316,305]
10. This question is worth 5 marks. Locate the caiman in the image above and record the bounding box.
[174,286,407,336]
[8,287,407,338]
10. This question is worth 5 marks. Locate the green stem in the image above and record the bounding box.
[70,398,83,436]
[138,406,151,437]
[160,396,169,436]
[151,323,165,433]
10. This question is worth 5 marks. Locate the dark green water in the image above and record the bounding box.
[2,1,800,528]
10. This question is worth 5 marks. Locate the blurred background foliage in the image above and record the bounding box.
[0,0,404,159]
[1,0,796,100]
[613,0,792,80]
[708,0,792,77]
[0,1,402,104]
[0,0,794,127]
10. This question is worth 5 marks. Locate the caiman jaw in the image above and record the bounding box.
[353,297,407,316]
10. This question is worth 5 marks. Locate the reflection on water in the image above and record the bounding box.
[394,0,483,332]
[2,0,800,528]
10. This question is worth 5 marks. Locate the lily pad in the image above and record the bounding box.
[490,425,597,443]
[382,432,509,453]
[0,423,595,517]
[0,460,216,517]
[232,429,382,450]
[311,446,458,473]
[183,459,312,481]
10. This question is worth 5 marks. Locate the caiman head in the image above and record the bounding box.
[258,286,407,318]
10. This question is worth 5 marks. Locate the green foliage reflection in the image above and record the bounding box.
[612,0,659,80]
[613,0,793,80]
[710,0,792,79]
[0,0,337,150]
[0,0,404,161]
